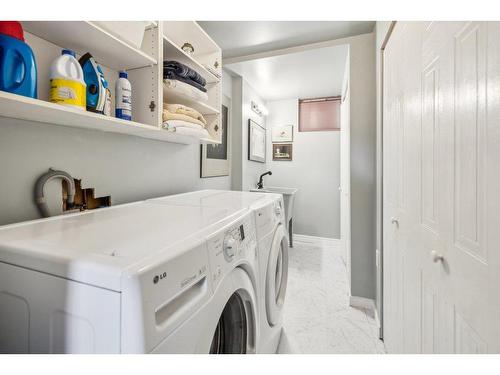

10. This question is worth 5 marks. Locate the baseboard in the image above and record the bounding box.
[293,233,340,247]
[349,296,379,326]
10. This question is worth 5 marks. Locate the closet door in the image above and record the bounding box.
[434,21,500,353]
[384,21,500,353]
[382,24,402,353]
[383,21,424,354]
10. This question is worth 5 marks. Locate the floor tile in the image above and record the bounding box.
[277,240,385,354]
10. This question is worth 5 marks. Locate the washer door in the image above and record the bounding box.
[209,268,257,354]
[265,224,289,326]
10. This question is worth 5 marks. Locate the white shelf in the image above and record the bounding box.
[0,91,218,145]
[22,21,157,71]
[163,35,220,84]
[162,85,220,115]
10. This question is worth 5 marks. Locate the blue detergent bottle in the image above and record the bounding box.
[0,21,37,98]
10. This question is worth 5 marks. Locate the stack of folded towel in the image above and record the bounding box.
[163,61,207,93]
[163,78,209,102]
[162,103,210,139]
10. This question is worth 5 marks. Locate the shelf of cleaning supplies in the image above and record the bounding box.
[162,35,220,85]
[162,84,220,115]
[21,21,157,71]
[0,91,219,145]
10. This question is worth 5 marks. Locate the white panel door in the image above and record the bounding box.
[383,22,424,354]
[384,21,500,353]
[382,23,405,353]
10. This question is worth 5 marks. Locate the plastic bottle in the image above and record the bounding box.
[0,21,37,98]
[49,49,86,110]
[115,71,131,120]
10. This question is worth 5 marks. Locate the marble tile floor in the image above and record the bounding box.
[277,238,386,354]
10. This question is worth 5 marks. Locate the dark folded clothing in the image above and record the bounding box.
[164,70,207,93]
[163,60,206,87]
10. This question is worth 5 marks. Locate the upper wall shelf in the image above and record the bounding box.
[21,21,157,71]
[0,21,222,146]
[0,91,217,145]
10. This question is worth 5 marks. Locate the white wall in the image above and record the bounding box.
[0,89,233,226]
[345,33,377,301]
[241,80,268,190]
[340,52,351,292]
[265,99,340,238]
[228,75,268,192]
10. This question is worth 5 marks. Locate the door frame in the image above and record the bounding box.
[378,21,396,340]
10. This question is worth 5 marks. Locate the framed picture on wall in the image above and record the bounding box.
[248,119,266,163]
[272,125,293,143]
[200,95,231,177]
[273,143,293,161]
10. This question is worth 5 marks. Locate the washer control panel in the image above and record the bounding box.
[207,212,257,289]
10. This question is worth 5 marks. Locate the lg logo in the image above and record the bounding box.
[153,271,167,284]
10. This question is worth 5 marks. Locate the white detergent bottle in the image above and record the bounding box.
[115,71,132,120]
[49,49,86,110]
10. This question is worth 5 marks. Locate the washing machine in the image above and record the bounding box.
[0,199,259,354]
[148,190,289,353]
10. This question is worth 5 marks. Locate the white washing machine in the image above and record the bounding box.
[148,190,289,353]
[0,199,259,354]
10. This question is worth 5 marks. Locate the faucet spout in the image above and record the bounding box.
[257,171,272,189]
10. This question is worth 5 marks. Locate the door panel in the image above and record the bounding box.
[383,21,500,353]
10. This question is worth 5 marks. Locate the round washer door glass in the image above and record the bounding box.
[265,224,289,326]
[209,292,248,354]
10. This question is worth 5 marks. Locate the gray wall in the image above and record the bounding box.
[241,80,268,191]
[265,98,341,238]
[228,74,267,192]
[0,119,231,226]
[347,33,377,300]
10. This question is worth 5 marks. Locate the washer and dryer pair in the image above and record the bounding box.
[152,190,289,354]
[0,190,289,354]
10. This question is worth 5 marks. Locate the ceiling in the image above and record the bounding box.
[198,21,374,59]
[225,44,348,101]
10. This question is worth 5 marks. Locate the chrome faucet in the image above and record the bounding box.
[257,171,272,189]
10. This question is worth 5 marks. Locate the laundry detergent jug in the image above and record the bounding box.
[49,49,86,110]
[0,21,37,98]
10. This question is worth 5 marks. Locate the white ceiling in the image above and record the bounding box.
[198,21,374,58]
[226,45,348,102]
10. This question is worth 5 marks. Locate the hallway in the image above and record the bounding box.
[278,238,385,354]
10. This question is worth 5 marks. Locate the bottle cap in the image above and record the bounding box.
[119,71,128,79]
[62,49,76,57]
[0,21,24,41]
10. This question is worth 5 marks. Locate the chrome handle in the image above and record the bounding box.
[391,217,399,227]
[431,250,444,263]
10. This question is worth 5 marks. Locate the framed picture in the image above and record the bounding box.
[248,119,266,163]
[272,125,293,143]
[273,143,293,161]
[201,95,231,177]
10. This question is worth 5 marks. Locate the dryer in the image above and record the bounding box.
[252,195,289,353]
[0,200,259,354]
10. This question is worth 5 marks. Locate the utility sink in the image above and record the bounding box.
[250,187,298,246]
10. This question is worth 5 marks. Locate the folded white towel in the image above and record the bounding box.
[163,79,209,103]
[162,120,211,140]
[174,126,211,139]
[162,119,204,130]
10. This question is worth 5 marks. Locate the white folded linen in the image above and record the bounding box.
[174,126,211,139]
[163,79,209,103]
[162,119,205,130]
[162,120,211,139]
